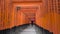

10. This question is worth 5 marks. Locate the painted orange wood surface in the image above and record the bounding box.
[36,0,60,34]
[36,12,60,34]
[12,2,41,26]
[0,0,60,34]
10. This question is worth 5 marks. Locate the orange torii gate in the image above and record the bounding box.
[0,0,60,34]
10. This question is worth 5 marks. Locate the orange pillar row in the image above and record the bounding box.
[0,0,60,34]
[15,12,27,26]
[36,0,60,34]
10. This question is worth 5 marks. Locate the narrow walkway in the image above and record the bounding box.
[20,25,36,34]
[0,24,53,34]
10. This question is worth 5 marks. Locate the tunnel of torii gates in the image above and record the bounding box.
[0,0,60,34]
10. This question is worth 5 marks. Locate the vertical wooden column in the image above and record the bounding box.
[57,0,60,34]
[0,0,1,27]
[54,0,60,34]
[3,0,9,29]
[47,0,54,32]
[0,0,5,30]
[48,0,60,34]
[3,0,14,29]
